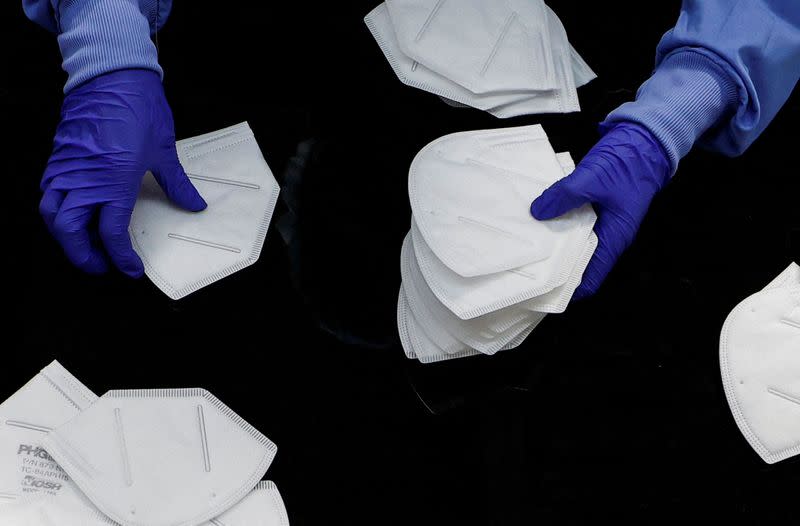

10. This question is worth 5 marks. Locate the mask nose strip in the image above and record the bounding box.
[767,387,800,408]
[113,408,133,487]
[198,405,212,473]
[186,173,260,190]
[4,421,51,433]
[167,234,242,254]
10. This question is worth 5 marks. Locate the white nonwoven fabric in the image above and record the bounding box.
[0,361,96,506]
[402,233,546,355]
[486,4,580,118]
[409,125,595,278]
[411,150,595,318]
[130,122,280,300]
[385,0,556,94]
[720,262,800,464]
[42,389,278,526]
[398,285,542,364]
[365,3,591,117]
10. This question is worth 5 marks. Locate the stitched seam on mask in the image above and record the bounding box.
[182,131,240,149]
[406,292,475,360]
[38,374,83,412]
[257,481,291,526]
[67,390,277,526]
[41,363,97,408]
[720,291,800,463]
[176,122,252,151]
[401,253,468,356]
[400,288,480,363]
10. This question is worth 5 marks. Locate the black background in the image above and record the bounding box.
[3,1,800,524]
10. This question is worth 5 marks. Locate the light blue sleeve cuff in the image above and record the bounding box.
[57,0,162,93]
[603,50,740,174]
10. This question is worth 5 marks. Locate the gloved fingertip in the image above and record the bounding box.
[115,251,145,279]
[530,193,560,221]
[173,178,208,212]
[191,192,208,212]
[123,265,145,279]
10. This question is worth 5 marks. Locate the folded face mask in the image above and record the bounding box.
[409,125,595,278]
[365,3,588,117]
[42,389,278,526]
[569,43,596,88]
[130,122,280,300]
[0,361,96,505]
[720,262,800,464]
[402,233,546,355]
[385,0,556,94]
[411,151,595,318]
[398,285,539,364]
[398,287,478,363]
[487,5,580,118]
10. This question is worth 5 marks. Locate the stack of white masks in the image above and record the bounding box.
[131,122,281,300]
[364,1,596,118]
[398,125,597,363]
[0,362,289,525]
[720,262,800,464]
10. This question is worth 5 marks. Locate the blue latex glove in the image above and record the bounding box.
[40,69,207,278]
[530,122,671,299]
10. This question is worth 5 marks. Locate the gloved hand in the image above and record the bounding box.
[531,122,671,299]
[40,68,207,278]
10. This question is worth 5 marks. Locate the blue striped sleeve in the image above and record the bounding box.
[22,0,174,93]
[604,0,800,173]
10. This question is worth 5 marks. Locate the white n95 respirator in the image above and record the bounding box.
[42,389,278,526]
[720,262,800,464]
[130,122,280,300]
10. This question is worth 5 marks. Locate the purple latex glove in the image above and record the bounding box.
[531,122,671,299]
[40,69,207,278]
